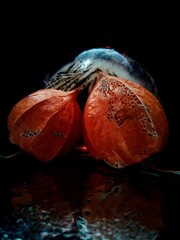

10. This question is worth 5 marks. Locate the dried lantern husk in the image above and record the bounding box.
[83,71,169,168]
[6,48,169,168]
[7,88,82,162]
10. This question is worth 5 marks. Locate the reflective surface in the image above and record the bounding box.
[0,149,179,239]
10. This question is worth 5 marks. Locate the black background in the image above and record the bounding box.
[0,3,179,167]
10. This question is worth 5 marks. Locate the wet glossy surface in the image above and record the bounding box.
[0,149,180,239]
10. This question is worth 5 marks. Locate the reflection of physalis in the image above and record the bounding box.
[81,170,164,238]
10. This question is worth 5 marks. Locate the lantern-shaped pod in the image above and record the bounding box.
[83,71,168,168]
[8,89,82,162]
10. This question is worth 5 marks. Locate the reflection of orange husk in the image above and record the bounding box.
[8,89,82,162]
[83,71,169,168]
[81,170,164,233]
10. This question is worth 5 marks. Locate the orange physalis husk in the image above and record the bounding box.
[83,71,169,168]
[7,88,82,162]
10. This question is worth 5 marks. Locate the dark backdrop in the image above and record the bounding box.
[1,3,179,168]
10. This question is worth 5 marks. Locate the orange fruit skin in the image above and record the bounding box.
[83,71,169,168]
[8,89,82,162]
